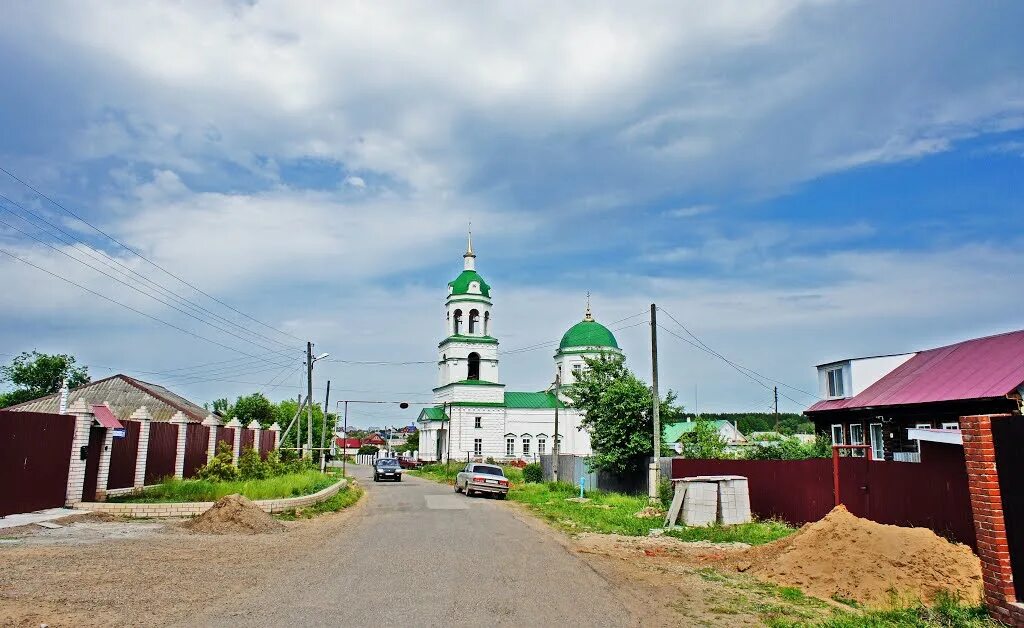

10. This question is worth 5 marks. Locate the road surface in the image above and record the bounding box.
[188,464,634,627]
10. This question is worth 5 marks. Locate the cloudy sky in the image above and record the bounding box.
[1,1,1022,426]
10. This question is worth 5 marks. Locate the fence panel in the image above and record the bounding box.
[671,458,835,525]
[0,411,75,516]
[216,428,235,457]
[259,431,275,459]
[993,415,1024,599]
[145,422,178,484]
[240,428,255,452]
[183,423,209,479]
[107,419,141,490]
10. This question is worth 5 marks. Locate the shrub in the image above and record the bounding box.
[196,441,238,481]
[238,446,269,480]
[485,456,496,464]
[523,462,543,483]
[357,445,379,455]
[658,477,674,508]
[744,434,831,460]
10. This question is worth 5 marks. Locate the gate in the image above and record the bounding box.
[992,415,1024,600]
[0,411,75,516]
[107,419,141,490]
[81,426,105,501]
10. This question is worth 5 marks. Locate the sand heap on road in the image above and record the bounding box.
[733,505,982,606]
[181,494,285,535]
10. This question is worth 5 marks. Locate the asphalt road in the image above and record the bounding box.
[193,464,634,627]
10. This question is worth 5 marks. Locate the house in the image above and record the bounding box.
[806,329,1024,461]
[361,433,387,448]
[5,373,207,422]
[334,437,361,456]
[664,419,748,454]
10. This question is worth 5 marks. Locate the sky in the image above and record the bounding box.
[0,1,1022,428]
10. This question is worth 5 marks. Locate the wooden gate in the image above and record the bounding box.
[81,426,105,501]
[992,415,1024,600]
[0,411,75,516]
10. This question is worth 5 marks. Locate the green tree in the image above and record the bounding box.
[678,419,728,459]
[0,351,90,408]
[743,434,831,460]
[274,398,336,456]
[208,398,232,416]
[229,393,276,427]
[566,354,682,476]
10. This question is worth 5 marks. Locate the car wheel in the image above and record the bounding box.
[454,482,462,493]
[497,493,507,500]
[466,488,474,497]
[397,476,402,482]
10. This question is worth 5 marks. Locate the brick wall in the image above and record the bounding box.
[961,414,1024,626]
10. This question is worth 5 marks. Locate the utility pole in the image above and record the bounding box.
[552,373,561,483]
[774,386,779,431]
[649,303,661,505]
[342,401,349,477]
[321,380,331,469]
[306,342,314,458]
[296,393,302,456]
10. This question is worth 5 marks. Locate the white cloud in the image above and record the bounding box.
[665,205,715,218]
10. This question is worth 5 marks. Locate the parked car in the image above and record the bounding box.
[373,458,402,482]
[398,458,423,470]
[455,463,509,498]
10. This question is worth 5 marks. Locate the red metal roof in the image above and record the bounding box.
[335,437,361,448]
[92,404,125,429]
[807,329,1024,413]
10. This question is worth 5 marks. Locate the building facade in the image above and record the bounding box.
[418,234,624,462]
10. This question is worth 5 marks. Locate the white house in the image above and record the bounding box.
[815,353,915,401]
[418,233,625,462]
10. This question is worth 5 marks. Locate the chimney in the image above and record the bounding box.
[58,378,69,414]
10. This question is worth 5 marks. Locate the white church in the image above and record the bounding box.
[417,234,626,462]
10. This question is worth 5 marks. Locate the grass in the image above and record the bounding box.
[276,484,364,520]
[508,480,663,535]
[666,519,796,545]
[764,591,997,628]
[108,470,338,503]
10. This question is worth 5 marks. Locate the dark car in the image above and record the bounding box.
[398,458,422,470]
[373,458,402,482]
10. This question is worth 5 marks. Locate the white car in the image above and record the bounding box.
[455,463,509,498]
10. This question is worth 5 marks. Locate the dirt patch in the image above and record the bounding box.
[55,511,126,525]
[730,505,983,606]
[181,494,285,535]
[634,506,665,519]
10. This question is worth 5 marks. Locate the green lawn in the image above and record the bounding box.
[108,471,338,503]
[276,484,364,520]
[666,519,796,545]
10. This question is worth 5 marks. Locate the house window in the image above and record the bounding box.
[826,368,844,397]
[572,364,582,377]
[915,422,931,429]
[522,437,531,456]
[850,424,865,457]
[831,424,845,446]
[506,437,515,457]
[869,423,884,461]
[473,438,482,456]
[474,416,482,429]
[537,436,547,455]
[942,422,959,430]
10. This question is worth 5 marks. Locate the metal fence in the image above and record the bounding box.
[0,411,76,516]
[107,419,141,490]
[183,423,209,478]
[145,422,178,484]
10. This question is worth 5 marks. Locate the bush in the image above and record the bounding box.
[196,441,238,481]
[744,434,831,460]
[658,477,674,508]
[357,445,379,455]
[523,462,543,483]
[485,456,496,464]
[238,446,269,480]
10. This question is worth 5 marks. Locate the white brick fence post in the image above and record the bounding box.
[248,420,262,456]
[171,411,189,479]
[203,414,221,460]
[65,399,94,506]
[131,406,152,489]
[269,422,281,450]
[226,418,243,465]
[94,402,117,501]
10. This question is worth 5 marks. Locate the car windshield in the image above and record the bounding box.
[472,465,504,477]
[377,460,399,468]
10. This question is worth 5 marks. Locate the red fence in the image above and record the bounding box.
[183,423,209,478]
[672,441,976,549]
[259,431,275,460]
[0,411,75,517]
[145,422,178,484]
[107,420,141,490]
[217,427,234,456]
[240,428,255,452]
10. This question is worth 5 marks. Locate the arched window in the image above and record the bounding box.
[483,311,490,335]
[468,309,479,334]
[452,309,462,335]
[467,352,481,380]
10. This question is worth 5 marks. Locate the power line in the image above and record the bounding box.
[0,166,306,344]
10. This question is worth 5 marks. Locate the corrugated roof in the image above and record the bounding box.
[504,391,564,409]
[663,420,731,443]
[419,406,449,422]
[5,374,208,422]
[807,329,1024,413]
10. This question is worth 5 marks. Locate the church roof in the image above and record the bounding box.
[448,269,491,298]
[504,391,564,409]
[419,406,449,422]
[558,319,619,351]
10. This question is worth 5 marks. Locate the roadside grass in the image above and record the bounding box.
[763,590,996,628]
[409,462,462,484]
[276,484,364,520]
[508,481,662,535]
[666,519,796,545]
[108,471,337,503]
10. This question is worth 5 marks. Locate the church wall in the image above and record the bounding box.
[433,384,504,404]
[450,406,506,460]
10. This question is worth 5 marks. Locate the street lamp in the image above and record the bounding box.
[336,399,411,477]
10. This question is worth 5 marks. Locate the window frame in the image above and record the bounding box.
[826,367,845,398]
[505,436,515,457]
[537,436,547,455]
[869,423,884,461]
[473,438,482,457]
[941,422,960,430]
[474,416,482,429]
[830,424,845,446]
[522,437,531,456]
[849,423,865,457]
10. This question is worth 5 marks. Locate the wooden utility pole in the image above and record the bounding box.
[296,393,302,455]
[552,373,561,483]
[306,342,314,458]
[649,303,661,505]
[774,386,779,431]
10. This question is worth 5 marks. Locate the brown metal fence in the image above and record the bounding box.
[107,420,141,490]
[992,414,1024,599]
[183,423,209,478]
[217,427,235,457]
[240,428,255,453]
[145,422,178,484]
[259,430,275,460]
[0,411,75,516]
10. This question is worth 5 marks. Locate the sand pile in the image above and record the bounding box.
[733,506,982,606]
[181,494,285,535]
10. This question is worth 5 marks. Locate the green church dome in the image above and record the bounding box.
[559,319,619,351]
[448,270,491,298]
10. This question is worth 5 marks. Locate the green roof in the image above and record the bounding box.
[439,335,499,346]
[558,319,619,351]
[663,420,731,443]
[448,270,491,298]
[419,406,449,422]
[432,380,505,391]
[504,391,565,409]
